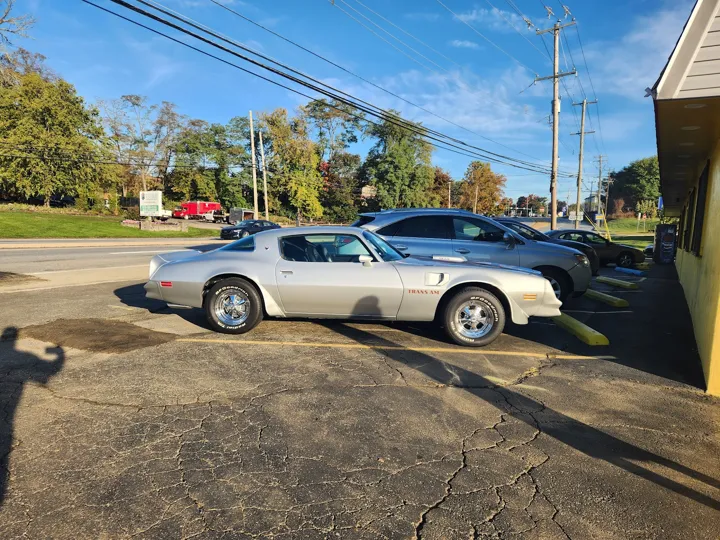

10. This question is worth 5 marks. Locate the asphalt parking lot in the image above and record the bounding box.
[0,265,719,538]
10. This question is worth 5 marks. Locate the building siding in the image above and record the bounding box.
[676,138,720,395]
[678,6,720,97]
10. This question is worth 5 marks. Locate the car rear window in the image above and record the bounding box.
[221,236,255,252]
[351,215,375,227]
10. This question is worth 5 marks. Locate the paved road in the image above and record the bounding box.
[0,240,226,274]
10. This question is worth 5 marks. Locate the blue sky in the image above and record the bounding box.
[16,0,693,203]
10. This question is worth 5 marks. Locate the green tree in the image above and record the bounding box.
[260,108,323,219]
[610,156,660,208]
[429,167,452,208]
[457,161,506,214]
[0,72,108,205]
[300,99,364,162]
[361,111,434,210]
[321,152,361,223]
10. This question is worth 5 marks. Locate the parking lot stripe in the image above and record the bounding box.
[176,338,597,360]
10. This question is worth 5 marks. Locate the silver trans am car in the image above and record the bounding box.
[145,227,562,347]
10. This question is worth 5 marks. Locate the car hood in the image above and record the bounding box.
[221,226,245,231]
[397,256,542,276]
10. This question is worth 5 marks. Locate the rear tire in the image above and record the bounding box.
[538,267,571,303]
[240,230,250,238]
[616,251,633,268]
[443,287,505,347]
[205,278,263,334]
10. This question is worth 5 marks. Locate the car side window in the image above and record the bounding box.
[453,217,505,242]
[561,232,584,242]
[586,233,607,245]
[389,216,450,239]
[280,234,372,263]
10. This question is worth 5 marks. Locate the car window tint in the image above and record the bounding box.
[502,221,539,241]
[586,233,607,245]
[561,232,584,242]
[453,217,505,242]
[222,236,255,252]
[393,216,450,239]
[280,234,371,262]
[376,221,401,237]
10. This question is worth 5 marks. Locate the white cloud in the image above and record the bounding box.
[456,6,535,33]
[584,1,694,100]
[323,67,548,148]
[124,38,184,89]
[449,39,480,50]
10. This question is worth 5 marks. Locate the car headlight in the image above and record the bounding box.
[574,253,589,267]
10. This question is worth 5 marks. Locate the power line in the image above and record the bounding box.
[343,0,464,69]
[326,1,438,73]
[573,22,606,154]
[434,0,539,75]
[484,0,550,62]
[206,0,534,160]
[210,0,541,161]
[91,0,576,176]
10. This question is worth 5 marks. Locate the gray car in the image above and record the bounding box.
[145,226,562,347]
[354,209,591,302]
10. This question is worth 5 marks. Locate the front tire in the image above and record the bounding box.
[616,251,633,268]
[443,288,505,347]
[205,278,263,334]
[240,230,250,238]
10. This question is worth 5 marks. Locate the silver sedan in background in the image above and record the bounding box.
[354,209,591,302]
[146,226,562,347]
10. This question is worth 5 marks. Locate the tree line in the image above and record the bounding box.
[0,45,508,222]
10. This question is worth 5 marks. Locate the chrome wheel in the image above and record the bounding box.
[546,277,562,299]
[618,253,633,268]
[215,290,249,326]
[454,301,494,339]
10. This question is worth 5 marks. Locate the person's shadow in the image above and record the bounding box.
[0,327,65,505]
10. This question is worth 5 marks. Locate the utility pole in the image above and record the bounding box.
[248,110,259,219]
[594,155,606,218]
[258,131,269,220]
[536,20,576,230]
[448,178,452,208]
[473,182,479,214]
[571,99,596,228]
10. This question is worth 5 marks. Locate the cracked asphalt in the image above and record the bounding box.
[0,270,719,539]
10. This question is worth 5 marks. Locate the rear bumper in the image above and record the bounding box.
[144,280,163,301]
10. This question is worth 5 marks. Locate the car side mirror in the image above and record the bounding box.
[358,254,373,267]
[503,232,516,249]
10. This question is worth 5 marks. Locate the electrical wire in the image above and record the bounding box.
[483,0,549,62]
[573,22,606,154]
[342,0,464,70]
[433,0,539,75]
[326,1,437,73]
[87,0,577,176]
[209,0,538,151]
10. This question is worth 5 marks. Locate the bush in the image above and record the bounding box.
[123,206,140,220]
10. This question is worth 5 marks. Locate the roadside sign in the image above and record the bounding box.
[139,191,163,217]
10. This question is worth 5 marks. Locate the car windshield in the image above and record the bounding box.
[234,220,254,227]
[362,230,404,262]
[502,221,546,241]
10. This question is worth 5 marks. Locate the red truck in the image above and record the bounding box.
[172,201,222,220]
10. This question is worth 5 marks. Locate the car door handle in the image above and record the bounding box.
[395,245,408,251]
[455,248,470,254]
[280,270,293,275]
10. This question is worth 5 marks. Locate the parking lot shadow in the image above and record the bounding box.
[113,284,210,330]
[326,301,720,512]
[0,327,65,505]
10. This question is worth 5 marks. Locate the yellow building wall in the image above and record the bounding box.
[676,138,720,395]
